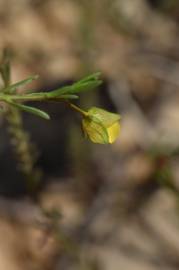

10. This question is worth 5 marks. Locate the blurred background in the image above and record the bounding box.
[1,0,179,269]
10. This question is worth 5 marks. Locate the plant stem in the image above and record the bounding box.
[0,93,50,102]
[0,92,77,104]
[68,102,88,117]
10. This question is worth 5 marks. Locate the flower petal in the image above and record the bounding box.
[107,122,120,143]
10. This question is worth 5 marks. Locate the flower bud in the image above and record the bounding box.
[82,107,120,144]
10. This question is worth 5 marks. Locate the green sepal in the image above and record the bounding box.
[7,101,50,120]
[82,117,109,144]
[3,75,39,94]
[88,107,120,127]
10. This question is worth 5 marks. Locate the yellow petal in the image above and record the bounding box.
[107,122,120,143]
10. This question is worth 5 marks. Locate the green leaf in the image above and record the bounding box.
[7,101,50,120]
[69,80,102,94]
[50,73,102,97]
[76,72,101,84]
[3,75,39,94]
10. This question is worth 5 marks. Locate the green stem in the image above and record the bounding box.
[68,102,88,117]
[0,92,50,102]
[0,93,78,104]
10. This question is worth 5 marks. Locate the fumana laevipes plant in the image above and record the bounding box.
[0,49,121,195]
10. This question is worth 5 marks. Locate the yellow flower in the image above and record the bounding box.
[82,107,121,144]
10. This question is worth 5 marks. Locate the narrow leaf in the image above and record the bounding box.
[68,80,102,94]
[50,78,102,97]
[76,72,101,84]
[7,101,50,120]
[4,75,39,94]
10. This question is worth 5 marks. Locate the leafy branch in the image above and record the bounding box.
[0,48,121,201]
[0,72,102,120]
